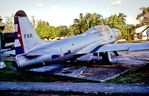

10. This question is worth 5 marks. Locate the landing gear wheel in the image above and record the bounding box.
[100,52,111,64]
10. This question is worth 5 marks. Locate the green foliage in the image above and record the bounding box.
[105,13,135,41]
[1,62,149,84]
[36,20,59,39]
[69,13,103,35]
[68,12,135,41]
[34,12,135,41]
[3,15,14,32]
[136,7,149,25]
[126,24,135,41]
[105,64,149,84]
[0,62,95,82]
[2,11,140,40]
[105,13,127,37]
[56,25,69,37]
[31,16,36,29]
[35,20,69,39]
[1,12,132,41]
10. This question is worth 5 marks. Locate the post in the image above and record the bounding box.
[0,17,6,69]
[146,28,149,40]
[0,17,5,49]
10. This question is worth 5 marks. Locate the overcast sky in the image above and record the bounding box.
[0,0,149,26]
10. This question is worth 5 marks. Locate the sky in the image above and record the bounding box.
[0,0,149,26]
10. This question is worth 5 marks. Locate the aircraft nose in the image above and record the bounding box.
[112,29,121,39]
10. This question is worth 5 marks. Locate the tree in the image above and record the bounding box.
[0,29,4,48]
[85,13,103,28]
[36,20,50,38]
[118,13,126,25]
[0,16,5,48]
[126,24,135,41]
[31,16,36,29]
[136,7,149,25]
[48,26,59,39]
[36,20,59,39]
[57,25,69,37]
[3,15,14,32]
[70,13,103,35]
[105,13,130,40]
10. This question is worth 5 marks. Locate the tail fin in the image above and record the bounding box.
[14,10,41,55]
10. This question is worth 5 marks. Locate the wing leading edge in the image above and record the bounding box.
[25,42,149,56]
[76,42,149,54]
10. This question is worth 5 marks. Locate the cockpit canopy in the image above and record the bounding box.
[85,25,111,34]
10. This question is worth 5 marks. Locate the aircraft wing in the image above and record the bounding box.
[76,42,149,54]
[25,48,60,56]
[25,42,149,56]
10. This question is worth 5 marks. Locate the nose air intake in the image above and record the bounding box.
[112,29,122,39]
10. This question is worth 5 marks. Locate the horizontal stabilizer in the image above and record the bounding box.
[30,64,67,73]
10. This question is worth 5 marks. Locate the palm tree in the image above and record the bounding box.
[136,7,149,25]
[118,13,126,25]
[71,13,103,35]
[106,13,129,39]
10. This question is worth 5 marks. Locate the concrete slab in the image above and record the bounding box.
[30,51,149,82]
[54,65,131,82]
[111,51,149,65]
[30,64,138,82]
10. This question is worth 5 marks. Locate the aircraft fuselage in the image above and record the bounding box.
[15,28,119,68]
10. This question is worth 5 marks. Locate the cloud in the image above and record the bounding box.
[33,2,44,7]
[111,0,122,5]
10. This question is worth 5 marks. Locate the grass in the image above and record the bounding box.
[0,62,97,82]
[1,62,149,84]
[0,68,94,82]
[105,64,149,84]
[1,62,149,95]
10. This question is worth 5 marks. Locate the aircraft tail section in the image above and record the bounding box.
[14,10,41,55]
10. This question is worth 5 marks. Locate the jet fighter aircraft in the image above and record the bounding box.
[13,10,149,69]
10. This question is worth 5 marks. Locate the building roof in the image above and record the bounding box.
[135,25,149,35]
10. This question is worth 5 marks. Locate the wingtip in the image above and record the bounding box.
[15,10,27,17]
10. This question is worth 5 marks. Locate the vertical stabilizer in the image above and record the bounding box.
[14,10,41,55]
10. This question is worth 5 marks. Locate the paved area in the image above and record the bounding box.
[30,63,133,82]
[29,51,149,82]
[54,65,131,82]
[111,51,149,65]
[0,82,149,94]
